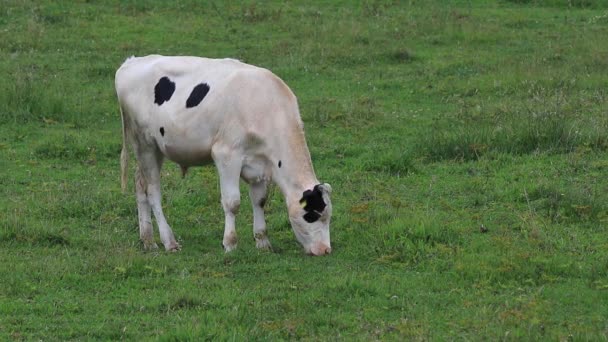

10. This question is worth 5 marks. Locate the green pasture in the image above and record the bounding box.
[1,0,608,340]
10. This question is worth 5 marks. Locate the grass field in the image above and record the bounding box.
[2,0,608,340]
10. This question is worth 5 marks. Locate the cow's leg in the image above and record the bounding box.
[135,167,157,250]
[212,146,242,252]
[137,150,180,251]
[249,181,271,250]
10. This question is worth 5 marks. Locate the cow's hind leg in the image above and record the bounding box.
[249,181,271,250]
[212,146,242,252]
[137,149,180,251]
[135,167,157,250]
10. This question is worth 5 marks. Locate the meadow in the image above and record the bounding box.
[1,0,608,340]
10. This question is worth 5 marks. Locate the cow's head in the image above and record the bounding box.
[289,183,332,256]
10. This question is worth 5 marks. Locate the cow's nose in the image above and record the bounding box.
[309,243,331,256]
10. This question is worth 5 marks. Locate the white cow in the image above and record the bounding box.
[115,55,333,256]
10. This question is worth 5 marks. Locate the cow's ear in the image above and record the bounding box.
[316,183,332,195]
[299,186,327,223]
[314,184,332,213]
[300,188,325,212]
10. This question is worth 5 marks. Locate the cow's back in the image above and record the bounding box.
[115,55,251,108]
[115,55,301,168]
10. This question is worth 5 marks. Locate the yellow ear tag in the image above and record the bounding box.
[300,200,307,208]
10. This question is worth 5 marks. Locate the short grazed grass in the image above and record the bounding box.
[1,1,608,340]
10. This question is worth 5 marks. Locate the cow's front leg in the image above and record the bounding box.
[249,181,271,250]
[137,151,180,251]
[213,147,242,252]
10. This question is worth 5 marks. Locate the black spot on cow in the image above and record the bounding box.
[299,185,327,223]
[154,77,175,106]
[278,160,282,168]
[186,83,210,108]
[160,127,165,136]
[303,211,321,223]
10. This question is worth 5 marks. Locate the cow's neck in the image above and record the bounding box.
[272,124,318,208]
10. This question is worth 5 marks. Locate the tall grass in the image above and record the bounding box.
[0,68,65,124]
[418,84,608,161]
[503,0,608,8]
[2,1,608,340]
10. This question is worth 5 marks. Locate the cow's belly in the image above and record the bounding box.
[153,115,217,167]
[159,138,213,167]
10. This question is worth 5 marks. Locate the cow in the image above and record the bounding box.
[115,55,333,256]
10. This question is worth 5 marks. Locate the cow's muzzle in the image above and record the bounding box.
[307,243,332,256]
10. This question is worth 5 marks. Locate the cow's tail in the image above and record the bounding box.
[119,105,129,193]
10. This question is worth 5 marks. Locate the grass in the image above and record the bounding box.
[1,0,608,340]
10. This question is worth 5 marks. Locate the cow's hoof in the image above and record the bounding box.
[223,242,237,253]
[223,232,238,252]
[255,238,272,250]
[165,242,181,252]
[142,241,159,251]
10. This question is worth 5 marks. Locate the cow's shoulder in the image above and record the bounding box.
[226,63,296,100]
